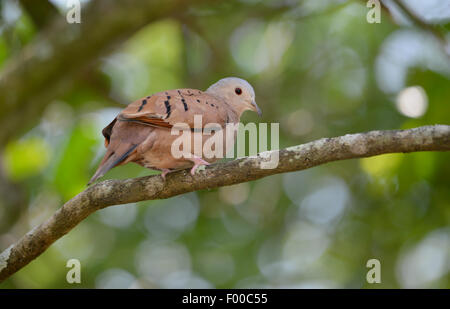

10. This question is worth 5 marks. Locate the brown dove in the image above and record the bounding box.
[88,77,261,184]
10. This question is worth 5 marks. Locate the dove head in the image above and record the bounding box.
[206,77,262,117]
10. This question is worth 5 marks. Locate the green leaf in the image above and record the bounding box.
[3,137,50,181]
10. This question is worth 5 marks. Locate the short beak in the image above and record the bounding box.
[251,100,262,117]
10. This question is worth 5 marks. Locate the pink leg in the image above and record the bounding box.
[188,156,210,176]
[160,168,172,180]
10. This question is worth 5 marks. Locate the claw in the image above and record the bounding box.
[160,169,171,180]
[188,156,210,175]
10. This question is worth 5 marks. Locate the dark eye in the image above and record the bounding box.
[235,87,242,95]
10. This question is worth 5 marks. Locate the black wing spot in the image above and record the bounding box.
[137,99,147,112]
[211,103,214,107]
[181,98,188,111]
[164,100,172,119]
[196,99,200,103]
[177,90,188,111]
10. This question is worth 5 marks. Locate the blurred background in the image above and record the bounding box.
[0,0,449,288]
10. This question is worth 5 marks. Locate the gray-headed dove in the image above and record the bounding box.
[88,77,261,184]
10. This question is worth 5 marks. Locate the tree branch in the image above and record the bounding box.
[390,0,449,57]
[0,0,216,145]
[19,0,60,29]
[1,124,449,282]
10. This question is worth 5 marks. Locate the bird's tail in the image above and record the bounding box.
[88,143,138,185]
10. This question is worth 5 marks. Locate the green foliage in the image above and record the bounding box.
[53,121,98,199]
[0,0,449,289]
[3,137,50,181]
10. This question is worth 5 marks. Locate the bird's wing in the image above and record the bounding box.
[117,88,230,130]
[90,120,153,185]
[90,89,231,185]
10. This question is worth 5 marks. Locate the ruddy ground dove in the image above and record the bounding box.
[88,77,261,184]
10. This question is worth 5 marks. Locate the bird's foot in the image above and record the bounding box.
[160,168,172,180]
[188,156,210,176]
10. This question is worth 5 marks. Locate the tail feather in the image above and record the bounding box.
[88,144,138,185]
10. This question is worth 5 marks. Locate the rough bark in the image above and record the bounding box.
[0,124,449,282]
